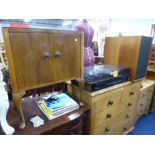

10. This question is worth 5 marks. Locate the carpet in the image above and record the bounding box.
[129,112,155,135]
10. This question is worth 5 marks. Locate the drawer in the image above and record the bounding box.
[93,111,136,135]
[67,123,83,135]
[145,97,152,106]
[140,90,153,100]
[118,116,135,134]
[121,100,137,112]
[93,120,123,135]
[137,97,151,114]
[93,89,122,113]
[138,105,149,115]
[93,112,123,134]
[141,85,154,98]
[122,82,141,103]
[94,109,118,127]
[94,102,125,127]
[120,121,134,134]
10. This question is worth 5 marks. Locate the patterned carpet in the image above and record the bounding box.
[129,112,155,135]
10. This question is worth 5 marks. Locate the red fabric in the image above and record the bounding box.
[9,24,29,28]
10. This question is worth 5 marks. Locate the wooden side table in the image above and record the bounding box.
[0,96,89,135]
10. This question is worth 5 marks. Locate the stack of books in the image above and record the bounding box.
[37,93,79,120]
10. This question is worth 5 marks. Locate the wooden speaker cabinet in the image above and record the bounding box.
[2,28,84,129]
[104,36,152,81]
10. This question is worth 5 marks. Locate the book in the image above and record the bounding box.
[37,93,79,120]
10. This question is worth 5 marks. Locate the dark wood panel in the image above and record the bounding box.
[9,32,54,90]
[52,32,81,81]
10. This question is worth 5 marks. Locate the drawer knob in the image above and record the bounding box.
[125,115,130,119]
[142,94,145,97]
[129,91,134,96]
[108,100,113,105]
[137,114,141,117]
[106,113,112,119]
[128,103,132,107]
[104,127,110,132]
[140,103,143,106]
[123,127,128,131]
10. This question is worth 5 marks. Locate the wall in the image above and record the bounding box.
[1,19,155,43]
[0,22,73,43]
[108,19,155,37]
[0,24,3,42]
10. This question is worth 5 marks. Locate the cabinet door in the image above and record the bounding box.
[9,31,53,90]
[52,31,82,82]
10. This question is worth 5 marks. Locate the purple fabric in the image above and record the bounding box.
[84,47,95,66]
[75,20,95,67]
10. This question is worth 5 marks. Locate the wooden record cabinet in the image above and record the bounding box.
[2,28,84,129]
[104,36,152,81]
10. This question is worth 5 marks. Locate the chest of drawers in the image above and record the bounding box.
[67,81,141,135]
[136,79,155,120]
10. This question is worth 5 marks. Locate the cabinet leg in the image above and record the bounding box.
[13,92,25,129]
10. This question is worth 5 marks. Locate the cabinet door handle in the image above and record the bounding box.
[128,102,132,107]
[54,51,61,58]
[104,127,110,132]
[106,113,112,119]
[43,51,51,59]
[108,100,113,105]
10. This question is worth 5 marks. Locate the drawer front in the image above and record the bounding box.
[121,110,137,122]
[137,85,154,116]
[121,100,137,112]
[93,89,122,127]
[94,107,120,127]
[93,119,123,135]
[94,89,122,114]
[140,89,153,100]
[137,101,145,113]
[118,112,136,134]
[119,119,134,134]
[121,82,141,110]
[92,111,136,135]
[138,98,150,112]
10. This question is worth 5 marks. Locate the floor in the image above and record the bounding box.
[129,112,155,135]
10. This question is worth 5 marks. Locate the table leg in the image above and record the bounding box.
[13,91,25,129]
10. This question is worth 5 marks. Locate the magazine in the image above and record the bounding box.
[37,93,79,120]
